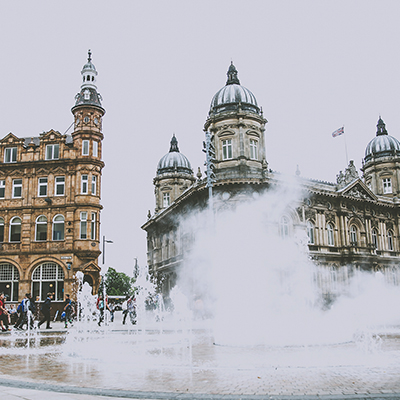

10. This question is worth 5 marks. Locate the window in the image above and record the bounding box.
[388,230,394,251]
[35,215,47,241]
[350,225,357,245]
[307,221,315,244]
[4,147,17,163]
[10,217,21,242]
[0,218,4,242]
[82,140,89,156]
[0,263,19,301]
[45,144,59,160]
[32,263,64,301]
[91,212,96,240]
[80,212,87,239]
[38,177,48,197]
[93,141,98,157]
[222,139,233,160]
[327,223,334,246]
[383,178,392,194]
[91,175,97,195]
[163,192,170,208]
[0,180,5,199]
[81,175,88,194]
[12,179,22,198]
[55,176,65,196]
[280,216,289,239]
[250,139,258,160]
[371,229,378,249]
[52,215,64,241]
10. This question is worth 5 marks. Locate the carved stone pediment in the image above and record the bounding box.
[40,129,63,141]
[51,166,67,174]
[82,261,101,272]
[0,133,23,145]
[338,179,376,201]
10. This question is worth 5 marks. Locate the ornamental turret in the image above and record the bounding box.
[362,117,400,196]
[204,63,267,181]
[71,50,105,150]
[154,135,195,212]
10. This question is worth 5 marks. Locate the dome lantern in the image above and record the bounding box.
[72,50,104,112]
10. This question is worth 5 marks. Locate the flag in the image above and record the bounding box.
[332,127,344,137]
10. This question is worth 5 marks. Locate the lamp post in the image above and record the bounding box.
[102,235,113,265]
[101,236,113,326]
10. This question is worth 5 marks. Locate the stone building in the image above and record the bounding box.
[142,63,400,299]
[0,51,105,311]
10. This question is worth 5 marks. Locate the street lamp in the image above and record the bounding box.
[102,235,113,265]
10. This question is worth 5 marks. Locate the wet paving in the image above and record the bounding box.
[0,316,400,399]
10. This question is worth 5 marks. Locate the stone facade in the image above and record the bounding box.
[0,52,105,313]
[142,64,400,300]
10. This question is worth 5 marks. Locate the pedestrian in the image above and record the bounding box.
[122,296,128,325]
[0,293,9,331]
[38,292,52,329]
[63,294,73,328]
[97,294,110,326]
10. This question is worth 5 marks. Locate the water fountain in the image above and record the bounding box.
[0,190,400,397]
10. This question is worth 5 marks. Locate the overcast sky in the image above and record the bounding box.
[0,1,399,275]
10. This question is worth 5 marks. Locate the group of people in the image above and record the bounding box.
[0,291,137,331]
[0,291,76,332]
[95,294,137,326]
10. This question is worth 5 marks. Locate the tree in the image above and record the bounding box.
[99,267,135,296]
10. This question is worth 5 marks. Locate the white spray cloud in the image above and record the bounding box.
[176,180,400,346]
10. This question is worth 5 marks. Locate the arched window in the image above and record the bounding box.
[327,223,334,246]
[371,228,378,249]
[350,225,357,245]
[0,263,19,301]
[0,217,4,242]
[10,217,21,242]
[388,230,394,251]
[280,216,289,239]
[306,221,315,244]
[52,215,65,241]
[35,215,47,241]
[32,262,64,301]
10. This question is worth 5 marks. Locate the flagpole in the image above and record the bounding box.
[343,125,349,166]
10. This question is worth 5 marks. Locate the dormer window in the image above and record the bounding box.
[84,89,90,100]
[4,147,17,163]
[46,144,59,160]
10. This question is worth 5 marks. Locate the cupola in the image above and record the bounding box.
[364,117,400,163]
[209,62,260,116]
[72,50,104,113]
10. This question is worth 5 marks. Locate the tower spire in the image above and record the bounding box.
[88,49,92,62]
[169,134,180,152]
[376,116,388,136]
[226,62,240,85]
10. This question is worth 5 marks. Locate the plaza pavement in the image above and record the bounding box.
[0,313,400,400]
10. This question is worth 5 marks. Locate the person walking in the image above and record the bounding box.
[38,292,52,329]
[122,297,128,325]
[63,294,73,328]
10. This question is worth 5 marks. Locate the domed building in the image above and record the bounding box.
[204,63,267,181]
[143,64,400,299]
[363,117,400,197]
[154,135,195,212]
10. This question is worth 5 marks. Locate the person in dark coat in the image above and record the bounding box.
[38,292,52,329]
